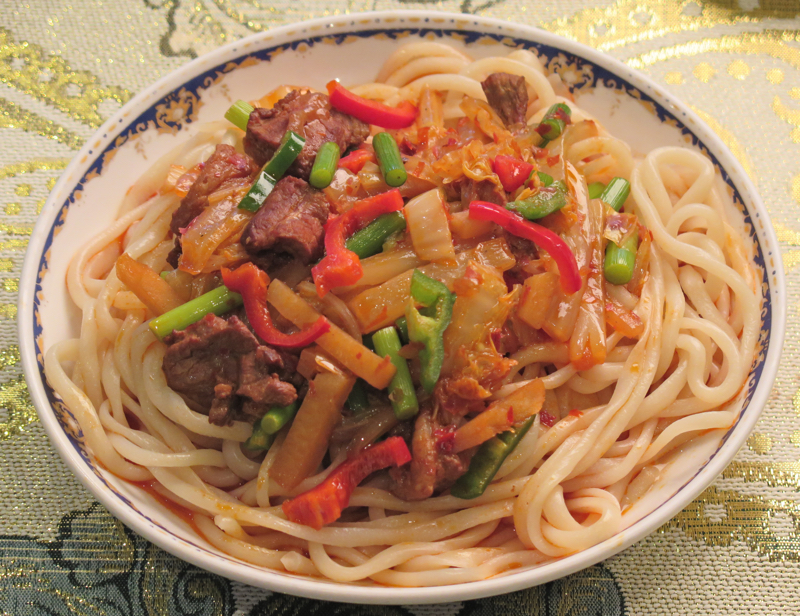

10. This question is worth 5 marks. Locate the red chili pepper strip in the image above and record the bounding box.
[327,80,418,129]
[468,201,581,295]
[282,436,412,529]
[492,155,534,193]
[312,189,405,297]
[338,148,374,174]
[221,263,330,348]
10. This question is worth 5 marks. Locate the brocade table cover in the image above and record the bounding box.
[1,1,799,614]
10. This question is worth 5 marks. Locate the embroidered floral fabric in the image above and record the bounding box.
[1,1,798,614]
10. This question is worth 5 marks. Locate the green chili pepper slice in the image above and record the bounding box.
[450,414,537,499]
[506,180,568,220]
[405,270,455,394]
[372,326,419,420]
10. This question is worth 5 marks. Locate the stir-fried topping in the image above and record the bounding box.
[117,76,654,528]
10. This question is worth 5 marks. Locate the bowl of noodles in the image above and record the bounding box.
[18,10,785,604]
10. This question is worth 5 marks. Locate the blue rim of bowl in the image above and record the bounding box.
[17,10,786,605]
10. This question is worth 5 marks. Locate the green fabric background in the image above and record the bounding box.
[1,1,800,614]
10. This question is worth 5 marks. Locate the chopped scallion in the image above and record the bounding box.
[244,422,274,451]
[604,229,638,285]
[237,130,306,213]
[372,326,418,420]
[587,181,606,200]
[148,285,243,340]
[260,401,300,435]
[600,177,631,212]
[373,132,407,187]
[225,100,254,132]
[309,141,340,189]
[346,211,407,259]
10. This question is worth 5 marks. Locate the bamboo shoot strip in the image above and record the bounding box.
[267,279,396,389]
[269,370,355,491]
[116,253,183,316]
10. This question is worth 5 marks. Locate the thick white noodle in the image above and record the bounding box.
[43,43,760,586]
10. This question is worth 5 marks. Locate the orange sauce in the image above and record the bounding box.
[131,480,203,536]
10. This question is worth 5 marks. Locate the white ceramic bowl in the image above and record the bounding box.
[18,10,786,604]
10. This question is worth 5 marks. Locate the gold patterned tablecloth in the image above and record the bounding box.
[1,1,799,614]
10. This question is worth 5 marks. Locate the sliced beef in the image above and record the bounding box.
[237,347,296,420]
[166,238,181,268]
[170,144,259,236]
[460,178,506,208]
[481,72,529,130]
[162,313,297,425]
[233,307,304,389]
[240,176,329,264]
[244,90,370,179]
[389,408,468,501]
[500,230,542,284]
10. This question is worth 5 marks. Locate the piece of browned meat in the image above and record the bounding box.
[244,90,370,179]
[460,178,506,208]
[240,176,329,264]
[237,347,296,421]
[162,313,297,425]
[170,144,259,236]
[389,408,468,501]
[481,72,529,130]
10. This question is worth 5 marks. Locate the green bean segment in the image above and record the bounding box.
[536,103,572,146]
